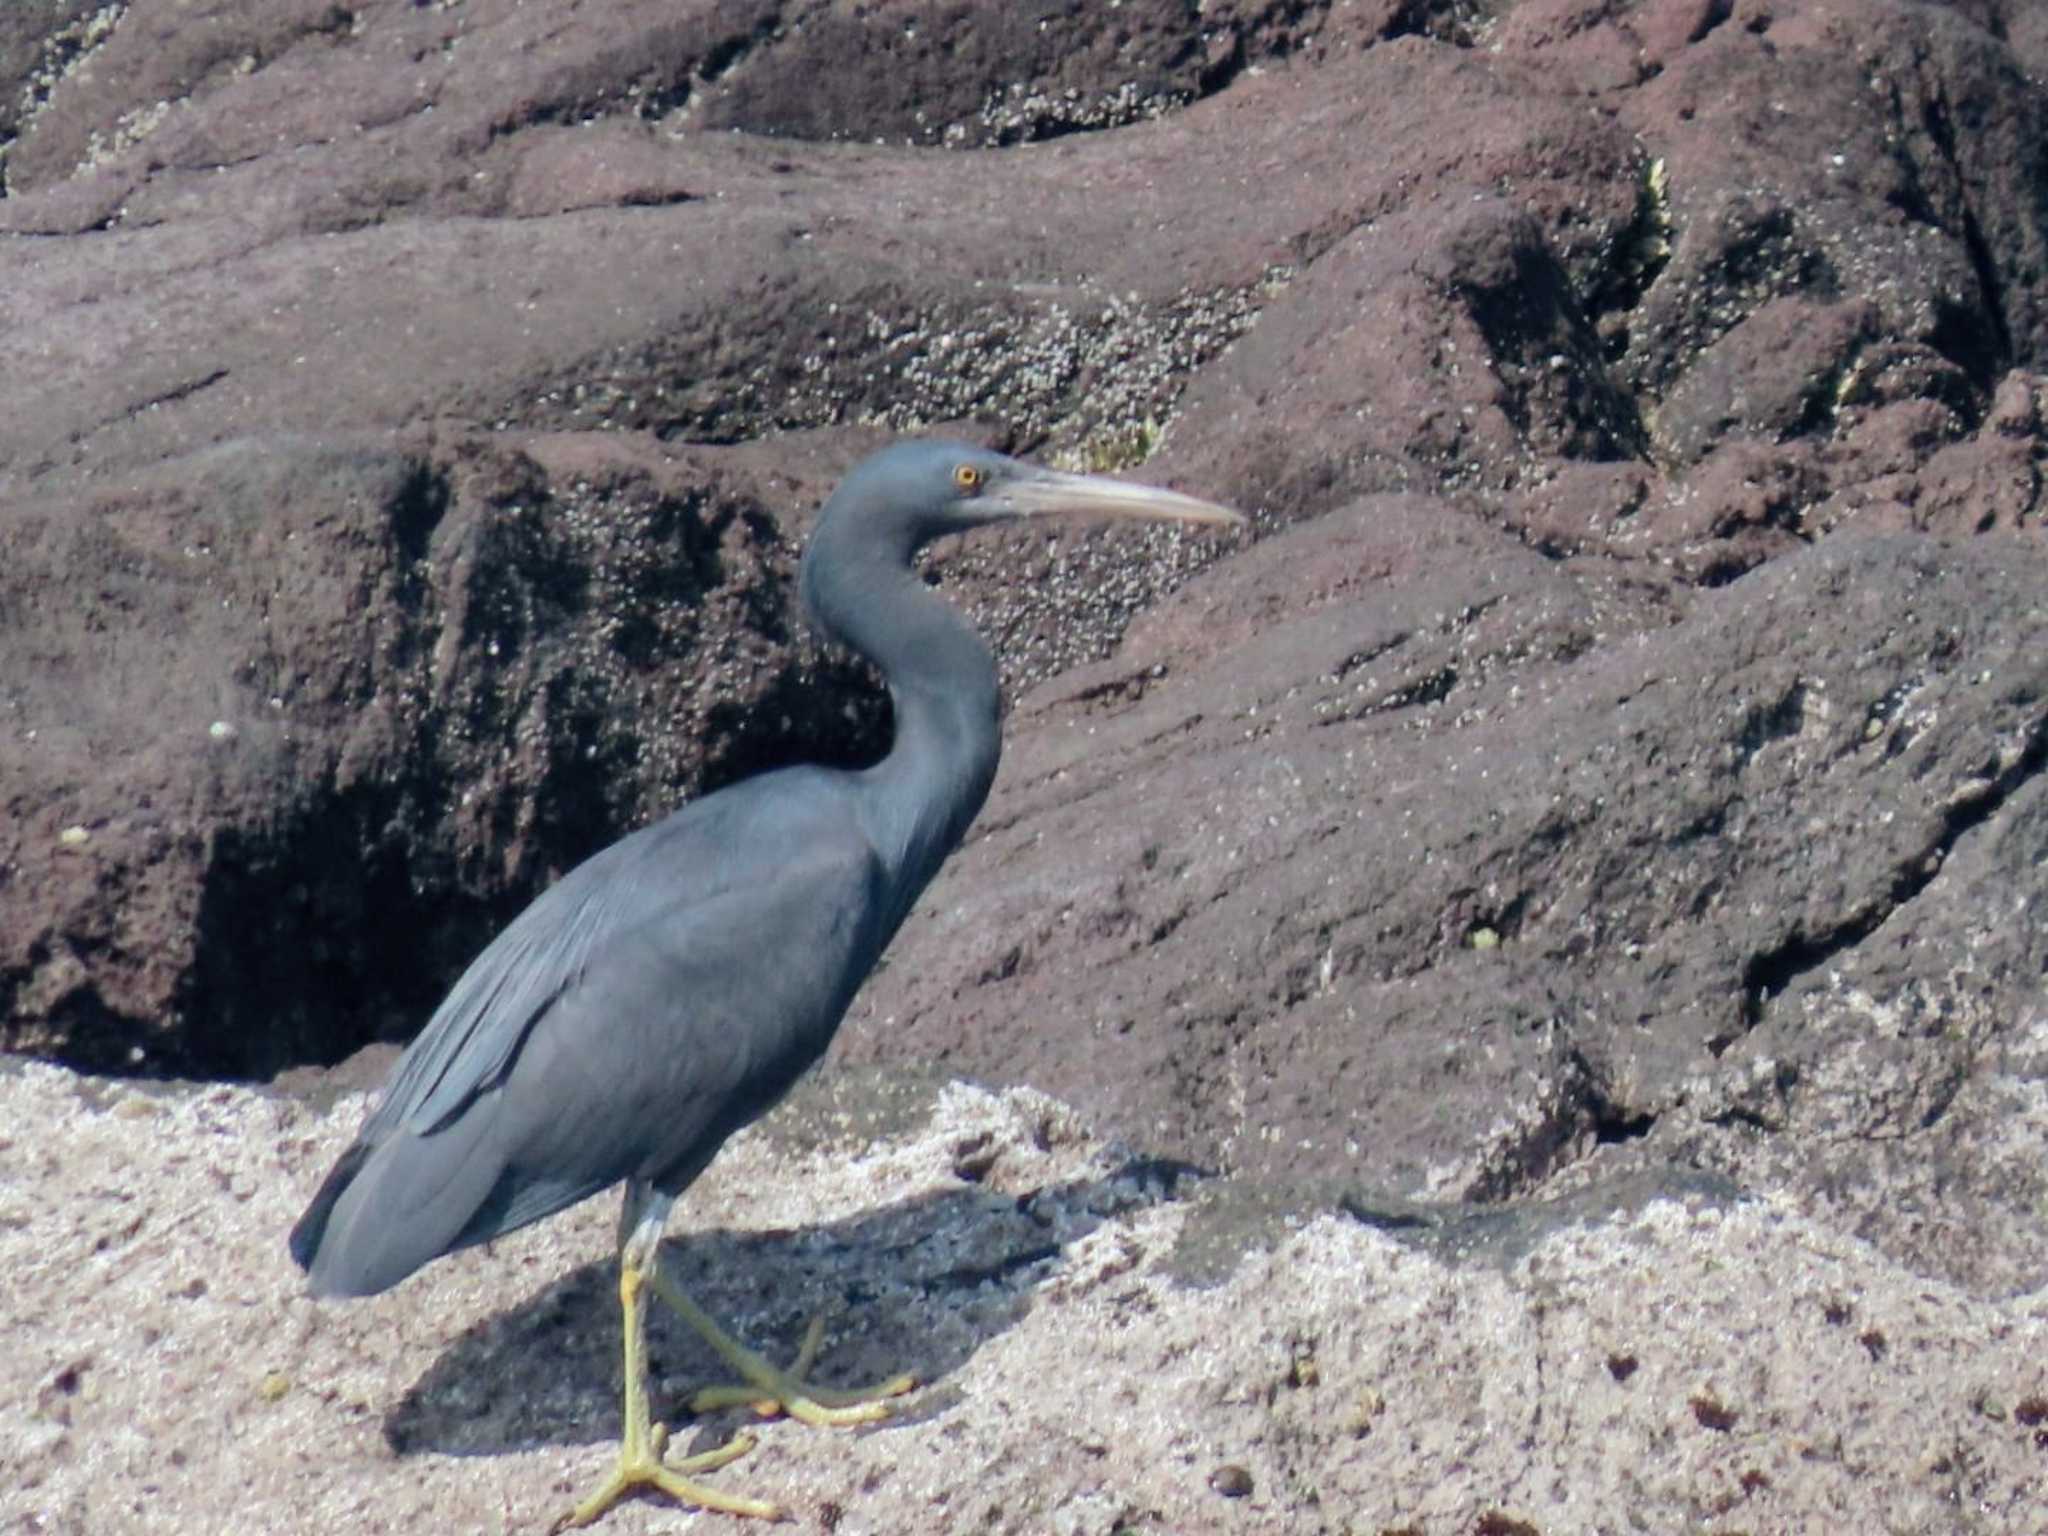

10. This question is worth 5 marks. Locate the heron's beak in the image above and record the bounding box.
[990,466,1245,528]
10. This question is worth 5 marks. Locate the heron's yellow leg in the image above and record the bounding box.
[645,1264,915,1429]
[551,1257,779,1530]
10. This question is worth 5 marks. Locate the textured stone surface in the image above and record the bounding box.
[3,1,2047,1528]
[847,511,2048,1295]
[7,0,2039,1079]
[6,1062,2048,1536]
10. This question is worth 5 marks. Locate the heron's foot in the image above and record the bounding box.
[645,1264,914,1429]
[551,1422,775,1531]
[686,1314,916,1428]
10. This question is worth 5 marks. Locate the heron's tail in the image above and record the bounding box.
[287,1141,370,1276]
[287,1107,506,1297]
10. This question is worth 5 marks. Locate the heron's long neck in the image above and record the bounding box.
[806,543,1002,916]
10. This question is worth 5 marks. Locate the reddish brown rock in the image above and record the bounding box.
[1,0,2045,1304]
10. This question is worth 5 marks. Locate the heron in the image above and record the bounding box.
[288,439,1242,1526]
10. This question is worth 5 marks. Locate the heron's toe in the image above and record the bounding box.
[685,1313,916,1428]
[550,1428,775,1530]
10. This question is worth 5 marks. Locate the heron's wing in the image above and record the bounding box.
[361,788,793,1142]
[377,865,629,1140]
[295,778,888,1295]
[446,825,886,1244]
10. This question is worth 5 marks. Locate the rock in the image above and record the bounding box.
[847,508,2048,1294]
[3,1,2048,1526]
[4,1060,2046,1534]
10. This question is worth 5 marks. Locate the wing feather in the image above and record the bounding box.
[294,768,887,1295]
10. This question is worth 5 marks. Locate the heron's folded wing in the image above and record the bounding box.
[359,771,869,1144]
[443,826,886,1246]
[295,801,886,1293]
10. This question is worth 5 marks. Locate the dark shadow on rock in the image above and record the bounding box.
[1346,1164,1748,1270]
[381,1136,1741,1461]
[1164,1163,1747,1289]
[381,1155,1206,1459]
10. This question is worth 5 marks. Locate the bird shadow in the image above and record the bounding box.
[383,1155,1201,1460]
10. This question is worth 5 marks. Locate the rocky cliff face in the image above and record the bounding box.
[3,5,2046,1530]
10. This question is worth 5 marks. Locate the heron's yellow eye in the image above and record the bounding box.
[953,463,983,492]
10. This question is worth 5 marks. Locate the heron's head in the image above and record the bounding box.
[818,439,1244,557]
[800,440,1244,657]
